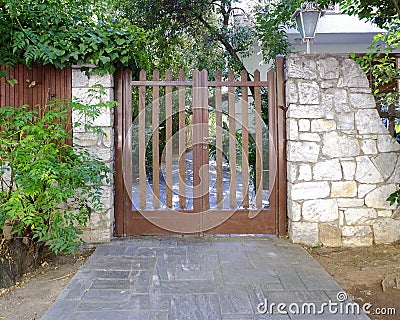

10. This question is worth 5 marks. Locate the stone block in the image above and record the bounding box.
[360,140,377,155]
[349,87,371,94]
[331,181,357,197]
[373,218,400,244]
[319,223,342,247]
[299,82,319,105]
[102,127,113,148]
[313,159,342,180]
[321,92,334,114]
[287,104,324,119]
[342,225,373,246]
[365,184,397,209]
[287,200,301,222]
[389,158,400,183]
[345,208,377,225]
[321,80,338,88]
[89,73,114,88]
[86,146,113,162]
[93,107,113,127]
[298,119,310,131]
[340,161,356,180]
[372,153,397,179]
[287,119,299,140]
[322,132,360,158]
[73,132,100,147]
[298,164,312,181]
[290,182,330,200]
[72,69,89,87]
[338,59,370,88]
[349,93,376,109]
[286,56,318,80]
[355,109,388,134]
[299,132,321,142]
[337,198,364,208]
[289,221,319,246]
[302,199,339,222]
[311,119,336,132]
[336,113,355,130]
[377,210,393,218]
[342,225,372,237]
[377,134,400,152]
[286,79,298,104]
[317,57,340,79]
[287,163,298,183]
[355,156,384,183]
[287,141,320,163]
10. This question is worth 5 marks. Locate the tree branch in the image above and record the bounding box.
[391,0,400,20]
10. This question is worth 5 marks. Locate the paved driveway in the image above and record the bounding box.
[41,237,369,319]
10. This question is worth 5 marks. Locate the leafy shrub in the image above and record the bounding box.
[0,98,112,254]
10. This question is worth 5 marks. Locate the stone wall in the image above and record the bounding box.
[71,66,114,243]
[286,54,400,246]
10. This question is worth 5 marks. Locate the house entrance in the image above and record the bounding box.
[114,57,286,235]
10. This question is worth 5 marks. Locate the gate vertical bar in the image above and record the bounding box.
[192,70,202,212]
[268,69,277,216]
[113,69,123,236]
[228,71,237,209]
[178,70,186,209]
[138,70,147,209]
[276,56,287,236]
[165,71,173,208]
[254,70,263,208]
[200,70,209,211]
[215,71,223,209]
[152,70,160,209]
[241,70,249,208]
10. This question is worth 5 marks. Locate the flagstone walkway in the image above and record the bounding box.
[41,237,370,320]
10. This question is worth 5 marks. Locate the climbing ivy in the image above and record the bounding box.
[0,0,150,74]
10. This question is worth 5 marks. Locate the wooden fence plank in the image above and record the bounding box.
[165,70,173,208]
[228,71,236,209]
[215,71,223,209]
[241,70,249,209]
[178,70,186,209]
[254,70,263,209]
[138,70,147,209]
[152,70,160,209]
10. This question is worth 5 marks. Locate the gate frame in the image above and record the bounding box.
[114,56,286,237]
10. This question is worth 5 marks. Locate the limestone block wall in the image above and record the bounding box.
[71,66,114,243]
[286,54,400,246]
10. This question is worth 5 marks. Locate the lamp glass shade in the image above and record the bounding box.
[299,10,321,39]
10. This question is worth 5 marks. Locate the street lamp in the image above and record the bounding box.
[291,2,324,54]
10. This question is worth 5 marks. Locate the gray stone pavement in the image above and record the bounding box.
[41,237,370,320]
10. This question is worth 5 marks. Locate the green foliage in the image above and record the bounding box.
[254,0,301,64]
[0,0,150,74]
[387,189,400,207]
[340,0,400,28]
[114,0,255,75]
[0,95,113,254]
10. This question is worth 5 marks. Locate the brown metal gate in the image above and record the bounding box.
[114,57,286,236]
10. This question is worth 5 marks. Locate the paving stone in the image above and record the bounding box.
[155,280,217,294]
[81,289,132,302]
[169,294,221,320]
[218,284,253,314]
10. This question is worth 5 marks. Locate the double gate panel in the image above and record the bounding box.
[115,58,286,236]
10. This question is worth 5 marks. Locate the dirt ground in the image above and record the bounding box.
[307,242,400,320]
[0,243,399,320]
[0,247,94,320]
